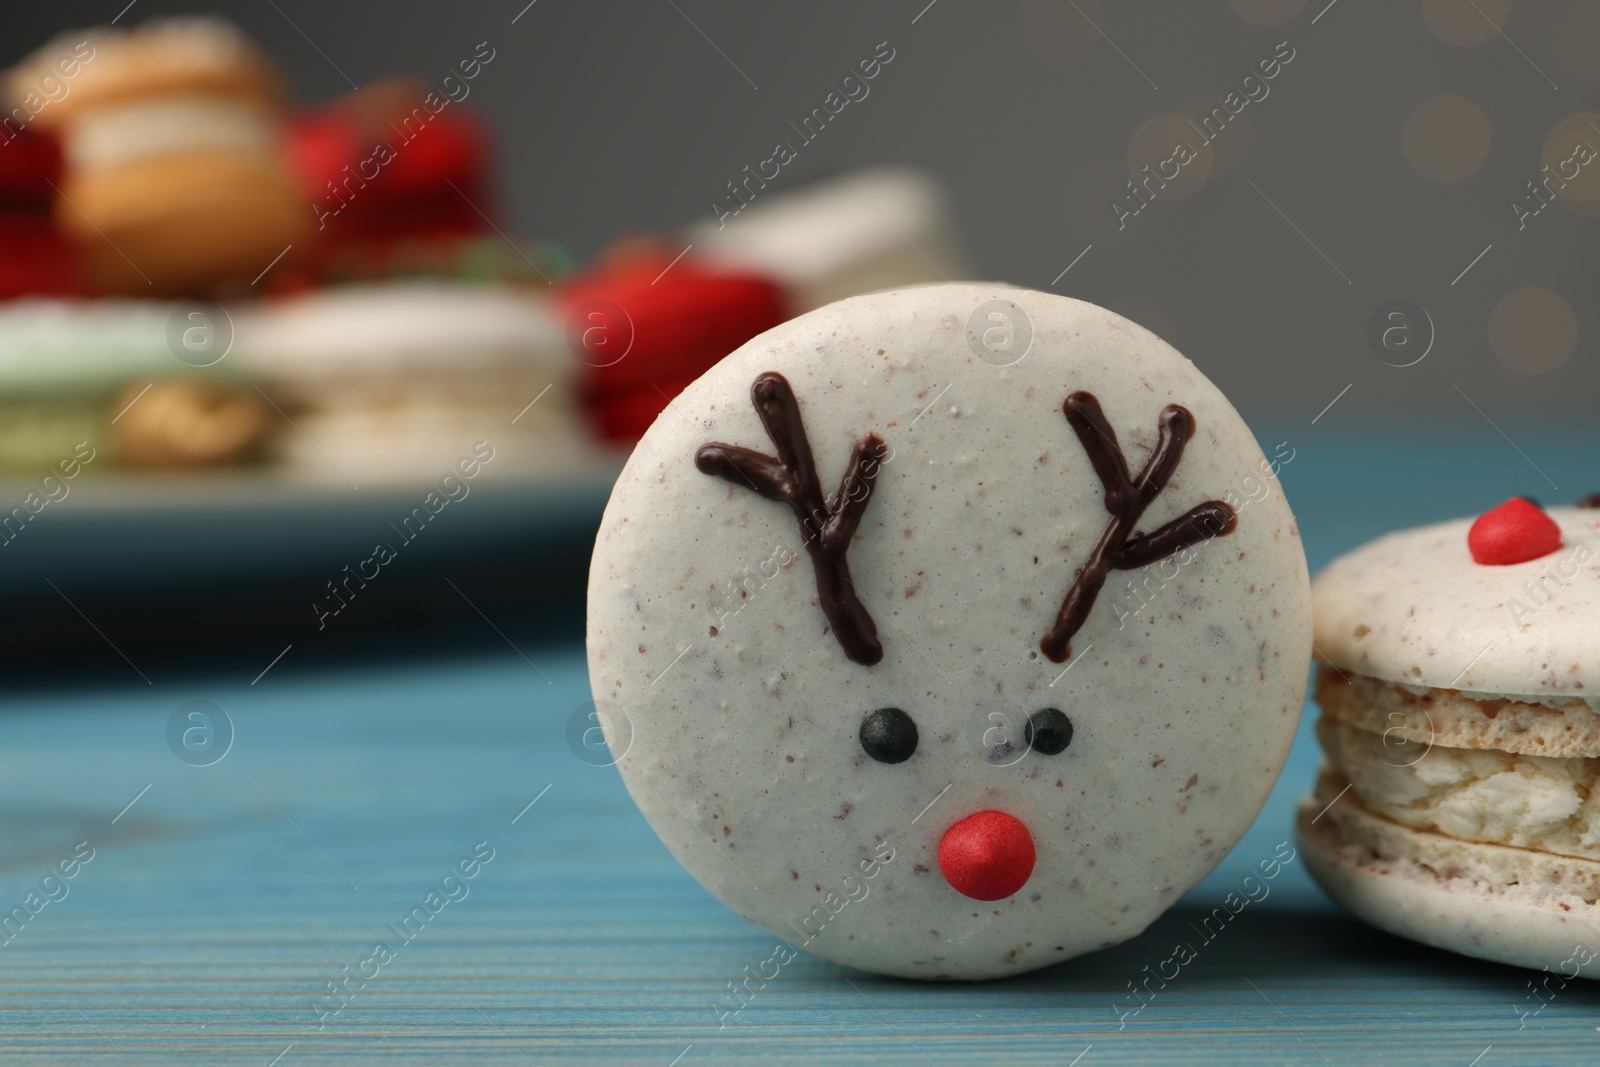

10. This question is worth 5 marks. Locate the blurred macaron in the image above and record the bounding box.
[234,283,590,483]
[0,128,81,299]
[558,241,788,443]
[0,299,264,471]
[684,166,965,314]
[8,18,307,297]
[290,78,495,248]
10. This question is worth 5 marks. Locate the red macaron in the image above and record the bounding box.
[0,128,80,297]
[288,79,496,251]
[560,243,788,442]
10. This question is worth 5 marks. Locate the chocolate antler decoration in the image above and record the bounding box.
[696,372,888,665]
[1041,392,1237,663]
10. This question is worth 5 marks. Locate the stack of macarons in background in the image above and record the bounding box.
[232,283,583,483]
[0,300,266,472]
[0,16,968,479]
[10,19,306,297]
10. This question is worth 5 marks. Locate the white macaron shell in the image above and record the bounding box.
[587,283,1311,979]
[1314,508,1600,700]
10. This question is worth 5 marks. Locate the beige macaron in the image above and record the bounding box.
[1300,504,1600,977]
[9,19,305,296]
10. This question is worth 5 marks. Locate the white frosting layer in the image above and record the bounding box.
[1313,509,1600,698]
[1319,715,1600,862]
[66,95,277,171]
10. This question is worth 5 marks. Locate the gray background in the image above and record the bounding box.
[10,0,1596,418]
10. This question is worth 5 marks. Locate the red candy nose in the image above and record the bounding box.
[1468,497,1562,565]
[938,810,1036,901]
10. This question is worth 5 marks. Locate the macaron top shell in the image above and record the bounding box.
[686,166,953,291]
[234,284,569,384]
[586,282,1311,979]
[0,299,234,393]
[1313,507,1600,699]
[10,19,283,125]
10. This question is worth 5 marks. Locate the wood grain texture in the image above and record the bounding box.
[0,650,1595,1067]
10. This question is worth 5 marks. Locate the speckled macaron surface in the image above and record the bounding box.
[586,283,1312,980]
[1303,503,1600,977]
[1314,507,1600,700]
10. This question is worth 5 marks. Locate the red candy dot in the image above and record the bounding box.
[1467,497,1562,566]
[937,810,1036,901]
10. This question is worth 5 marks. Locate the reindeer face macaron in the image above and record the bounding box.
[586,283,1311,979]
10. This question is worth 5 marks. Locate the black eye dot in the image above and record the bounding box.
[1025,708,1073,756]
[859,707,918,764]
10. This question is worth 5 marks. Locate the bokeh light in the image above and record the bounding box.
[1127,113,1214,202]
[1179,94,1256,180]
[1421,0,1509,47]
[1403,94,1492,182]
[1488,286,1578,374]
[1021,0,1103,64]
[1541,113,1600,216]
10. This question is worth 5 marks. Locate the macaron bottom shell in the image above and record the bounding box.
[1299,767,1600,978]
[60,152,306,296]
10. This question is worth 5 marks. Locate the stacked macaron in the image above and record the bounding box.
[1299,497,1600,977]
[0,31,975,477]
[0,130,80,298]
[559,244,787,443]
[0,299,267,471]
[9,18,305,296]
[685,166,965,314]
[234,284,586,483]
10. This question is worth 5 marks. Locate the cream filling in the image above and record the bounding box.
[1318,714,1600,862]
[66,95,277,171]
[1303,766,1600,908]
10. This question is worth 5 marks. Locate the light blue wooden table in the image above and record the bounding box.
[4,422,1598,1065]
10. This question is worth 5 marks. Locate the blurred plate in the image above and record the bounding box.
[0,457,624,597]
